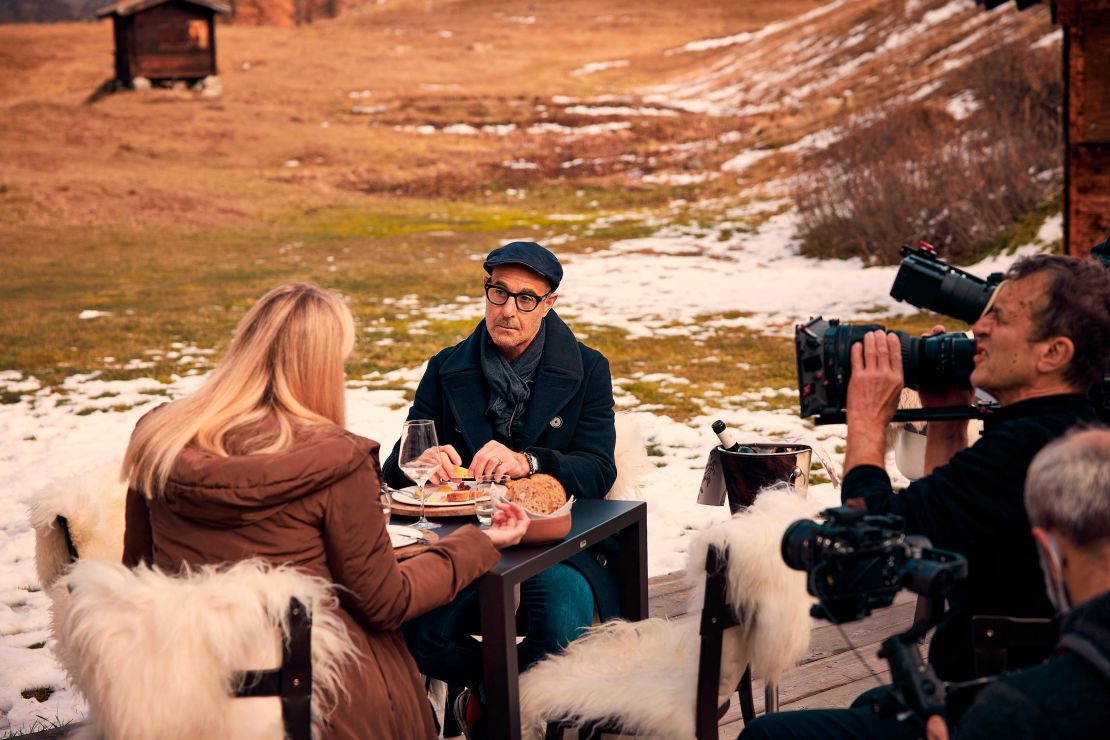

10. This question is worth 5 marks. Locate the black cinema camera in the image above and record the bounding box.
[795,317,977,423]
[796,244,1000,425]
[797,241,1110,424]
[782,506,968,723]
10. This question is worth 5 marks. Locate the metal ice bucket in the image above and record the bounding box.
[697,443,812,514]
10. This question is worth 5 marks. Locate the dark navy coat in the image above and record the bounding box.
[383,311,621,617]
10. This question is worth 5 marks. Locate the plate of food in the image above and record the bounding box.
[391,480,490,507]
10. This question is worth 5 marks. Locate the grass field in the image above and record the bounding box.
[0,0,1027,419]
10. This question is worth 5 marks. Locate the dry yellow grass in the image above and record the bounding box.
[0,0,1025,418]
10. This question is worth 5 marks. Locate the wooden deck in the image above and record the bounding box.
[647,569,924,737]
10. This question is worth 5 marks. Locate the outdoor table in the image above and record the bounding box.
[396,498,648,740]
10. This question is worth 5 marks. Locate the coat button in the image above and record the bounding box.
[596,554,608,567]
[550,416,563,428]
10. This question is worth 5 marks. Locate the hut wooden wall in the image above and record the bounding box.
[127,2,217,80]
[1059,0,1110,256]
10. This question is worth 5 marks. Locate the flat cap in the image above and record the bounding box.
[483,241,563,291]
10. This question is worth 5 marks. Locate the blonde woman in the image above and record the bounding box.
[122,283,528,739]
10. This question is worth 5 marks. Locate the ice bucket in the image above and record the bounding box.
[697,443,812,514]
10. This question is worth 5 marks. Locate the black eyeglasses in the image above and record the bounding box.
[484,283,551,312]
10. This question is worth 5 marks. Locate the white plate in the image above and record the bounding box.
[392,485,490,507]
[388,524,428,549]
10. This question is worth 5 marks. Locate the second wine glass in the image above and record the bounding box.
[398,419,442,530]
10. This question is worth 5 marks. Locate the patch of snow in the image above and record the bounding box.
[1032,28,1062,49]
[564,105,677,117]
[641,172,719,186]
[442,123,479,135]
[528,122,632,136]
[721,149,775,174]
[1034,214,1063,245]
[666,0,850,54]
[570,59,630,76]
[946,91,980,121]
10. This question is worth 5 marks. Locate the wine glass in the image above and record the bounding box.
[398,419,442,530]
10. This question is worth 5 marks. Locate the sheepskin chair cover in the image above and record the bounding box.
[518,485,821,739]
[26,461,127,634]
[57,559,359,740]
[606,413,653,501]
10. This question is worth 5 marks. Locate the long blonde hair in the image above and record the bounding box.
[123,283,355,497]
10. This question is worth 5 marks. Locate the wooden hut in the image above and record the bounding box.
[1054,0,1110,257]
[978,0,1110,256]
[96,0,231,85]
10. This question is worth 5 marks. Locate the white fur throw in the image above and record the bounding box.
[26,461,127,634]
[606,413,652,501]
[518,486,822,739]
[57,559,359,740]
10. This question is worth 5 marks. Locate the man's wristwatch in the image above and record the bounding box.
[523,451,539,476]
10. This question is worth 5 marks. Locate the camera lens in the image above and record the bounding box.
[898,331,977,390]
[891,251,999,324]
[781,519,821,571]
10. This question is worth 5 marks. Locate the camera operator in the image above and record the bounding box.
[926,427,1110,740]
[843,255,1109,682]
[740,255,1110,740]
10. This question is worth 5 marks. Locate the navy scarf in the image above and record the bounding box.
[480,322,546,443]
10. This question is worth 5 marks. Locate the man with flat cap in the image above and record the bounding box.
[383,241,618,733]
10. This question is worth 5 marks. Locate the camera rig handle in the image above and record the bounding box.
[814,404,993,426]
[878,632,947,723]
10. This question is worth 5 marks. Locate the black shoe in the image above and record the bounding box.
[452,687,487,740]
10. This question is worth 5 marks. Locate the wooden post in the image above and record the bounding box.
[1056,0,1110,256]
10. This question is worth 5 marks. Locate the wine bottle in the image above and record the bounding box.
[712,420,755,453]
[712,420,740,451]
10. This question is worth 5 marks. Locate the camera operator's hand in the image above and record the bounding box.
[844,330,904,479]
[918,325,973,475]
[926,715,949,740]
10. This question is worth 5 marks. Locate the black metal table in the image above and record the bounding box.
[414,499,648,740]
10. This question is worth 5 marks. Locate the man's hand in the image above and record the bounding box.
[482,501,530,548]
[469,440,530,479]
[926,715,949,740]
[426,444,462,485]
[844,330,904,474]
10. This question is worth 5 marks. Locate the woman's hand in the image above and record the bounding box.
[482,501,530,549]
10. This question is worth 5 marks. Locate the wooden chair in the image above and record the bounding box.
[57,559,356,740]
[541,545,774,739]
[231,596,314,740]
[972,614,1058,677]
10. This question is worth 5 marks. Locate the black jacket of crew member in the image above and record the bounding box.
[954,590,1110,739]
[842,393,1098,681]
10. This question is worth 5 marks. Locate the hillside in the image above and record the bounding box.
[0,0,1059,387]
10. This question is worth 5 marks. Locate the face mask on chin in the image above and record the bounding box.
[1036,532,1072,616]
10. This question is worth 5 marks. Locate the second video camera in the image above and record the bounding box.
[781,505,966,624]
[782,506,968,723]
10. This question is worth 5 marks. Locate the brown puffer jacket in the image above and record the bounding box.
[123,421,499,739]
